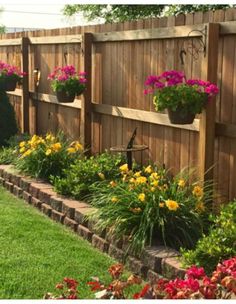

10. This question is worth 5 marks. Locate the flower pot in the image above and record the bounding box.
[0,78,17,92]
[167,108,195,124]
[56,90,75,103]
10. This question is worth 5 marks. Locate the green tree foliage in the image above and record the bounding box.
[63,5,233,23]
[0,92,18,146]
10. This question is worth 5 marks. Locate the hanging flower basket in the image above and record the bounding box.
[48,65,87,103]
[0,78,18,92]
[144,70,219,125]
[56,90,76,103]
[167,108,195,124]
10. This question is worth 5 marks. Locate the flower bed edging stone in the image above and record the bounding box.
[0,164,186,280]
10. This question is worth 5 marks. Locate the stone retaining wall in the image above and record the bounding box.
[0,164,185,281]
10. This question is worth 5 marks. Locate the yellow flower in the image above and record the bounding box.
[19,147,26,153]
[150,187,156,192]
[163,184,168,191]
[195,201,205,212]
[145,165,152,174]
[71,141,83,151]
[135,176,147,185]
[111,196,118,203]
[19,141,26,148]
[98,172,105,180]
[130,207,142,214]
[45,149,52,156]
[67,147,76,154]
[129,177,135,183]
[192,186,203,198]
[138,193,145,202]
[150,172,159,180]
[46,133,55,142]
[159,202,165,208]
[165,199,179,211]
[119,163,128,173]
[110,180,117,187]
[151,180,159,187]
[134,171,141,178]
[51,142,62,152]
[22,149,33,158]
[178,179,186,187]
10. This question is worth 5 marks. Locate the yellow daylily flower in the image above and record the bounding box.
[119,163,128,173]
[178,179,186,187]
[165,199,179,211]
[144,165,152,174]
[51,142,62,152]
[19,147,26,153]
[19,141,26,148]
[67,147,76,154]
[135,176,147,185]
[138,193,145,202]
[192,185,203,198]
[45,149,52,156]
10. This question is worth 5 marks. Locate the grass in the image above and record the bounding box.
[0,186,130,299]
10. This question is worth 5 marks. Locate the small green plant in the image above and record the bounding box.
[15,132,83,181]
[52,152,125,199]
[0,92,18,146]
[48,65,86,95]
[89,165,212,252]
[181,201,236,274]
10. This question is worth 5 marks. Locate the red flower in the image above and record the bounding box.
[133,284,150,299]
[186,265,205,279]
[87,281,103,291]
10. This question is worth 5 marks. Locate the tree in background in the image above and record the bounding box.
[63,5,233,23]
[0,6,5,33]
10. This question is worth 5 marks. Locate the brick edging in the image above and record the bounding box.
[0,165,186,280]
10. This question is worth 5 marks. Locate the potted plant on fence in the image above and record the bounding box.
[48,65,87,103]
[144,70,219,124]
[0,61,26,92]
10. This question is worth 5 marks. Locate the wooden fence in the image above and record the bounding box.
[1,8,236,203]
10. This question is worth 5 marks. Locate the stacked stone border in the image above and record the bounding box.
[0,164,185,281]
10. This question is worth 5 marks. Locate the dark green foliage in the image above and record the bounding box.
[0,92,18,147]
[52,152,124,200]
[63,5,233,23]
[181,201,236,274]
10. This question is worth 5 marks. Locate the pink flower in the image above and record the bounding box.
[186,265,205,279]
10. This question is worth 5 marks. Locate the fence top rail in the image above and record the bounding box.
[29,34,82,45]
[93,23,207,42]
[0,38,22,46]
[220,21,236,35]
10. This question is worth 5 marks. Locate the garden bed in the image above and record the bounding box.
[0,164,185,281]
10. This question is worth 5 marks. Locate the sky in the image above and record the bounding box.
[0,3,86,30]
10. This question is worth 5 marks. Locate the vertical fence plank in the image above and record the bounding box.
[199,23,220,182]
[21,37,30,133]
[80,32,93,150]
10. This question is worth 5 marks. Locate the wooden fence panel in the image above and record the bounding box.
[1,8,236,202]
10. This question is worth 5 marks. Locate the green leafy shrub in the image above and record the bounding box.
[0,92,18,146]
[181,201,236,274]
[89,165,212,253]
[15,133,83,181]
[52,152,125,199]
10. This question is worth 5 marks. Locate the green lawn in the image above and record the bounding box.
[0,186,118,299]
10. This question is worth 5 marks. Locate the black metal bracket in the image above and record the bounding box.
[180,26,207,66]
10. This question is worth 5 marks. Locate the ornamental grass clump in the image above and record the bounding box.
[15,132,83,180]
[89,165,213,252]
[144,70,219,121]
[48,65,86,96]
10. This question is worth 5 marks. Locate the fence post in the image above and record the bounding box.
[80,32,93,151]
[21,37,30,133]
[199,23,220,182]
